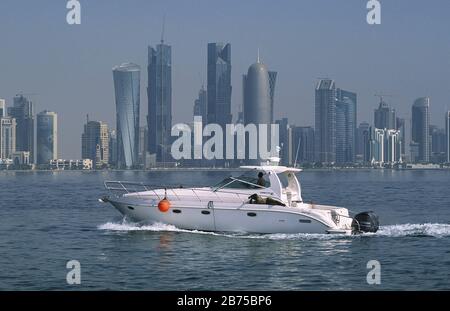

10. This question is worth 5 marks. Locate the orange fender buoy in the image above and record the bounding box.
[158,198,170,212]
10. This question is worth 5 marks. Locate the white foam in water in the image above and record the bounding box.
[377,223,450,238]
[98,221,450,239]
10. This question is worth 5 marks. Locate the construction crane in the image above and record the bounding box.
[374,93,393,104]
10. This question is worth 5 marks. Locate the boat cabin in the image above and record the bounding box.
[213,165,303,206]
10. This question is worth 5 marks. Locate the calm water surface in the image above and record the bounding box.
[0,169,449,290]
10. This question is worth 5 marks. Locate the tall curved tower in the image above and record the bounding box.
[113,63,140,169]
[243,56,272,164]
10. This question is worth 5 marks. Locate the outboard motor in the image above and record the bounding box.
[351,211,379,233]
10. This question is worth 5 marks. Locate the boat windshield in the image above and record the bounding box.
[212,173,270,191]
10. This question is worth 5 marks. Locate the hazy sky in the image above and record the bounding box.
[0,0,449,158]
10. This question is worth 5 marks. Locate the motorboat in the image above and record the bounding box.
[100,159,379,235]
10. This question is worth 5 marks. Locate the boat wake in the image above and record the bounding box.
[98,221,450,239]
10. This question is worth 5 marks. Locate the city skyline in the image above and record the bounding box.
[1,0,449,158]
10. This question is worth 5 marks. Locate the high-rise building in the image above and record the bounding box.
[315,79,336,163]
[113,63,140,169]
[411,97,430,163]
[268,71,277,122]
[336,89,357,163]
[207,43,232,127]
[36,111,57,165]
[8,95,34,162]
[147,39,172,162]
[374,99,396,130]
[0,99,5,117]
[81,119,109,168]
[108,129,118,167]
[356,122,371,163]
[243,57,272,164]
[446,111,450,163]
[291,126,315,165]
[396,117,406,160]
[138,126,148,167]
[193,86,207,122]
[0,117,16,159]
[369,128,401,165]
[430,125,446,163]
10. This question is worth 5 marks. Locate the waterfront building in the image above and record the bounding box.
[113,63,140,169]
[147,39,172,162]
[193,86,207,122]
[370,128,401,165]
[356,122,371,163]
[336,89,357,163]
[207,42,232,127]
[8,94,34,162]
[36,110,57,165]
[0,99,5,117]
[243,56,272,164]
[374,99,396,130]
[0,117,16,159]
[81,118,109,168]
[446,111,450,163]
[411,97,430,163]
[108,129,118,167]
[315,79,336,163]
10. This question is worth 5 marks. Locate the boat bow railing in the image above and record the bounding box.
[104,180,248,202]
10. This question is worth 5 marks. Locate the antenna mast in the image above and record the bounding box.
[161,14,166,44]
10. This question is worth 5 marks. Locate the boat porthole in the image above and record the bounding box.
[247,212,257,217]
[201,210,210,215]
[299,219,311,223]
[127,206,134,210]
[172,209,182,214]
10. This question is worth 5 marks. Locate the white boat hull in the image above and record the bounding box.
[107,197,351,234]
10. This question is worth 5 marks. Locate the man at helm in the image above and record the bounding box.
[257,172,266,187]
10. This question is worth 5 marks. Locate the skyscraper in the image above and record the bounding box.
[396,117,406,160]
[147,39,172,162]
[446,111,450,163]
[193,86,207,122]
[0,99,5,117]
[374,99,396,130]
[36,111,57,165]
[113,63,140,169]
[411,97,430,163]
[356,122,371,163]
[138,126,148,167]
[0,117,16,159]
[268,71,277,122]
[207,43,232,127]
[81,119,109,168]
[108,129,118,167]
[336,89,357,163]
[315,79,336,163]
[243,57,272,164]
[369,128,401,165]
[8,95,34,162]
[430,125,446,163]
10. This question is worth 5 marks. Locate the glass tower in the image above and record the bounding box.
[336,89,357,163]
[315,79,336,163]
[411,97,430,163]
[36,111,57,165]
[147,41,172,163]
[207,43,232,127]
[8,95,34,162]
[113,63,140,169]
